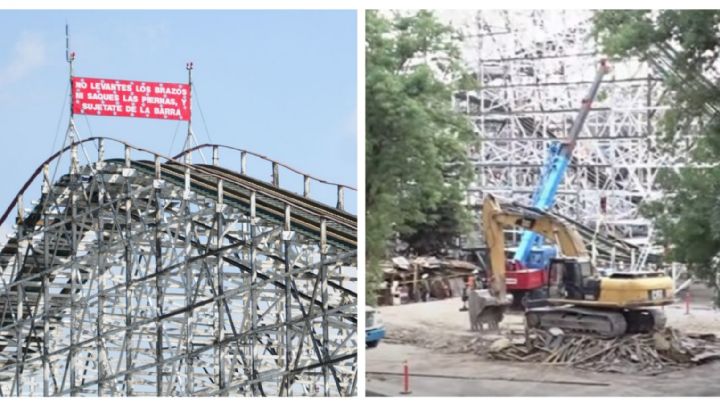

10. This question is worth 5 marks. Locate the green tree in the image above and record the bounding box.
[366,10,474,302]
[593,10,720,306]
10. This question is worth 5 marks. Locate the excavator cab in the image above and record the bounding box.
[546,258,601,302]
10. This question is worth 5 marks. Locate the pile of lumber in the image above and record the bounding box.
[381,325,720,375]
[487,328,720,375]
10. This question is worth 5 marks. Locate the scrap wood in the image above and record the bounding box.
[574,341,616,364]
[389,325,720,376]
[691,351,720,363]
[687,332,717,342]
[483,327,720,375]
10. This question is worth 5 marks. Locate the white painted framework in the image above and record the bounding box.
[0,137,357,396]
[444,10,694,254]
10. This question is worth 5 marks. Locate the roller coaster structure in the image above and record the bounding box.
[0,136,357,396]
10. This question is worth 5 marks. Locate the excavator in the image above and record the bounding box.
[469,194,674,338]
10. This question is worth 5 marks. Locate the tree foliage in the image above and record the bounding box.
[366,11,474,301]
[593,10,720,303]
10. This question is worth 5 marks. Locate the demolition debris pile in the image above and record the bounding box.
[487,328,720,375]
[386,325,720,375]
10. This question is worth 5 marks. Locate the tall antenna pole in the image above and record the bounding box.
[66,23,78,143]
[184,62,194,163]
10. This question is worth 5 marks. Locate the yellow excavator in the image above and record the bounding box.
[469,194,674,337]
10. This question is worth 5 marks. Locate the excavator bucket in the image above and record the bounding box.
[468,289,507,333]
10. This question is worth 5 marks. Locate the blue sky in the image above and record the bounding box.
[0,10,357,237]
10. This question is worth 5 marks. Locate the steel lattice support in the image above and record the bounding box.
[441,10,695,257]
[0,138,357,396]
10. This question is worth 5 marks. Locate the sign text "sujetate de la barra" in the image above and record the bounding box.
[71,76,191,121]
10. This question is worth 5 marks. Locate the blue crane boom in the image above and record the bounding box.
[513,60,610,265]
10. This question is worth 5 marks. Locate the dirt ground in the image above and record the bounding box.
[366,284,720,396]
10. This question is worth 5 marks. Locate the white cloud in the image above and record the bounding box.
[0,32,47,87]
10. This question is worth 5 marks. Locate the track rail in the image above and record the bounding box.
[0,137,356,241]
[174,143,356,191]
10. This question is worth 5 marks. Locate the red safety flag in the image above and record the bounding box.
[72,76,191,121]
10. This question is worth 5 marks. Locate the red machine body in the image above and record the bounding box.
[504,261,547,291]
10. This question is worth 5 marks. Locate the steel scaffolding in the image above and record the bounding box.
[443,10,695,256]
[0,137,357,396]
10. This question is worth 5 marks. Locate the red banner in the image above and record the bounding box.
[72,76,191,121]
